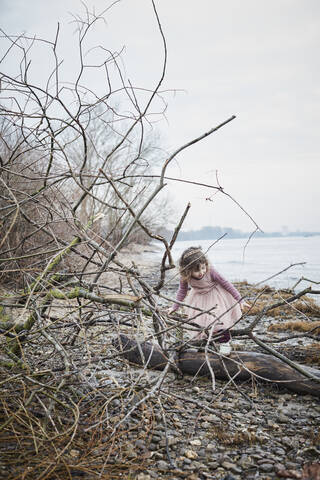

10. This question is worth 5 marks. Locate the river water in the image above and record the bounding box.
[153,235,320,292]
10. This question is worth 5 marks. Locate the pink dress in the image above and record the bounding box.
[173,267,242,339]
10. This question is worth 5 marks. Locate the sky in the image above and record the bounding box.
[1,0,320,234]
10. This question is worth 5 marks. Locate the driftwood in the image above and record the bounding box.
[113,334,320,397]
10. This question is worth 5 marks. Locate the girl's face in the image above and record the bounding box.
[191,262,207,280]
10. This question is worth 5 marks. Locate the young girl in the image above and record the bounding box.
[169,246,244,355]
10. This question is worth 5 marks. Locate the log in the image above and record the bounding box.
[113,334,320,397]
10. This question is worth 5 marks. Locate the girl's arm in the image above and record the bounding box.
[171,278,189,311]
[210,267,241,301]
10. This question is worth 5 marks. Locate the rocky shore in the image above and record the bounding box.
[107,245,320,480]
[126,380,319,480]
[1,244,319,480]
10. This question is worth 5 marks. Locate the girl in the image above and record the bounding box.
[169,246,245,355]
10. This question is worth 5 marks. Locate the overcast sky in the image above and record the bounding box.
[2,0,320,233]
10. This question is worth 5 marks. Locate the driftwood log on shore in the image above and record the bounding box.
[113,334,320,397]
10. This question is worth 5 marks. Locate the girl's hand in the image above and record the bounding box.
[167,307,176,315]
[241,301,251,311]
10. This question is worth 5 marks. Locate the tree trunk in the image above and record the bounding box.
[113,334,320,397]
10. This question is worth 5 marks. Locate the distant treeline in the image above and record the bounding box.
[174,226,320,241]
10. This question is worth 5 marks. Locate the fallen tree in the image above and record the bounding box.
[114,334,320,397]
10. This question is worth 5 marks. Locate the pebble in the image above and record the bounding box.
[184,449,198,460]
[238,457,251,469]
[149,471,159,479]
[159,435,177,447]
[156,460,169,470]
[285,461,300,469]
[274,447,286,455]
[221,461,242,474]
[190,439,202,446]
[206,443,216,451]
[259,463,274,472]
[277,413,290,423]
[202,414,220,423]
[201,421,210,428]
[135,440,146,449]
[282,436,294,447]
[136,474,151,480]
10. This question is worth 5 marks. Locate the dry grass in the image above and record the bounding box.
[207,424,262,446]
[0,366,154,480]
[305,344,320,366]
[235,282,320,318]
[268,320,320,333]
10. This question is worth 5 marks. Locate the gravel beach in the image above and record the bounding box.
[105,245,320,480]
[1,244,319,480]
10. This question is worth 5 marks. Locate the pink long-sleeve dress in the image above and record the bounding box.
[172,266,242,339]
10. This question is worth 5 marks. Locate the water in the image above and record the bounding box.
[154,235,320,291]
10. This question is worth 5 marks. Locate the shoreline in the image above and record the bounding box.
[109,247,320,478]
[119,241,320,305]
[1,244,320,480]
[114,245,320,360]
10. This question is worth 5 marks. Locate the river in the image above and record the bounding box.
[153,235,320,292]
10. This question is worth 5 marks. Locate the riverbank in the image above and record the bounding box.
[1,245,319,480]
[150,236,320,294]
[108,245,320,479]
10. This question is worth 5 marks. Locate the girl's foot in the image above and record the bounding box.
[219,342,232,356]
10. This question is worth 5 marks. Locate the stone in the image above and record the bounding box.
[190,439,202,446]
[221,461,242,474]
[221,413,232,420]
[206,443,216,451]
[274,447,286,456]
[156,460,169,471]
[136,474,151,480]
[278,413,290,423]
[285,461,300,469]
[135,440,146,449]
[201,421,210,428]
[69,449,80,458]
[184,449,198,460]
[159,435,177,447]
[259,463,274,473]
[282,436,293,447]
[257,458,275,465]
[239,454,252,469]
[186,474,199,480]
[202,414,220,423]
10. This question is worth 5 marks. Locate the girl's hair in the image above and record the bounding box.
[179,246,209,280]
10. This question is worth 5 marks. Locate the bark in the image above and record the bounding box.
[113,334,320,397]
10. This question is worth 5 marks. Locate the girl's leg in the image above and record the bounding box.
[215,329,232,356]
[216,329,230,343]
